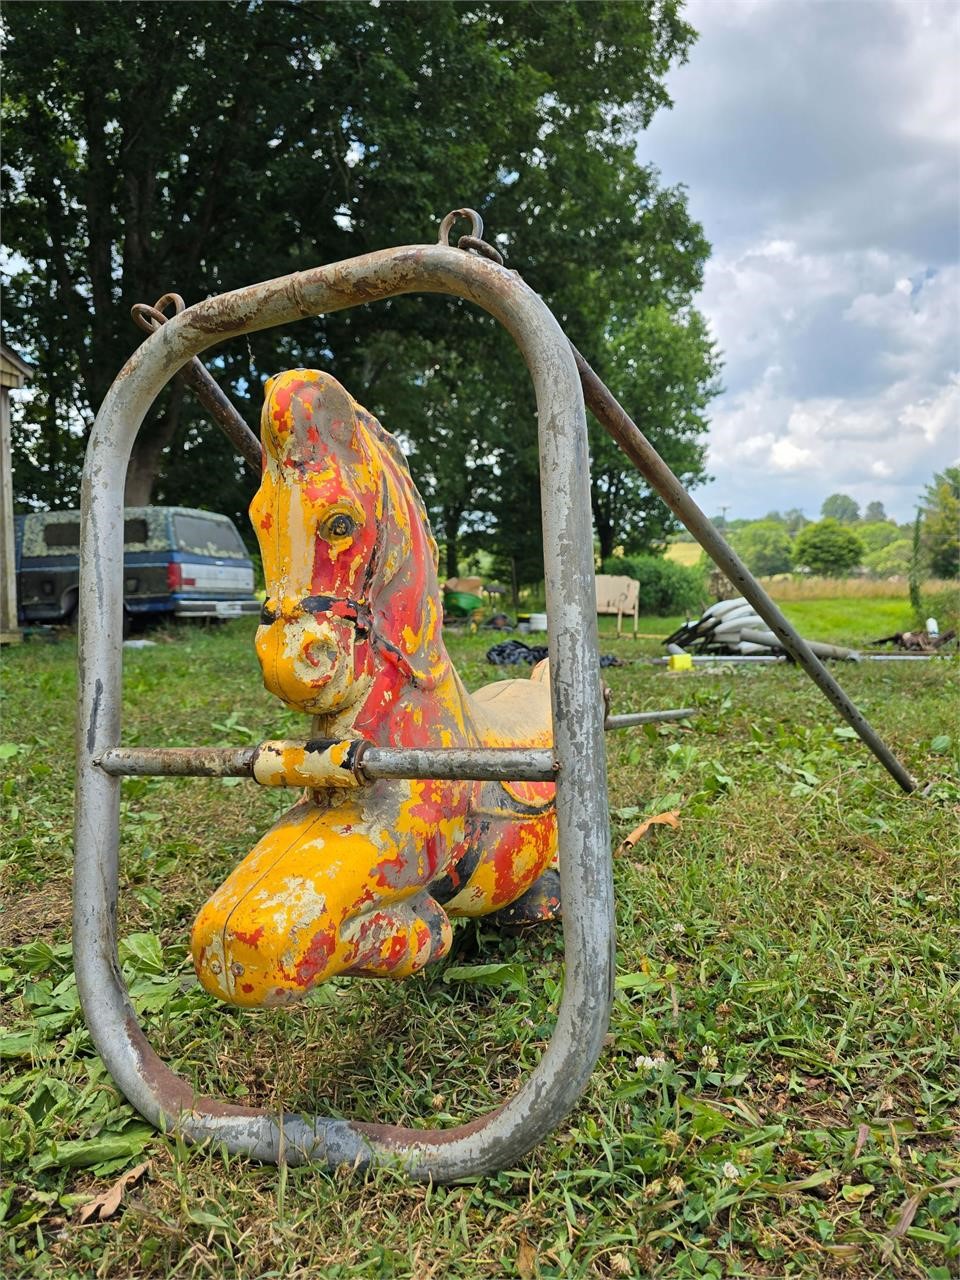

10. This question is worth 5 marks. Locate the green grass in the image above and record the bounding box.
[2,614,958,1279]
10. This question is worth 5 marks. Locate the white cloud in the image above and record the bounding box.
[641,0,960,520]
[769,439,814,472]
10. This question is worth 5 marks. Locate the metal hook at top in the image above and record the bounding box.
[438,207,483,245]
[438,208,505,267]
[131,293,186,336]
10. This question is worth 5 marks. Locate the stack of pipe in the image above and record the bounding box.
[665,598,861,661]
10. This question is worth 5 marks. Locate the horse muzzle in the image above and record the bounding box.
[256,602,368,713]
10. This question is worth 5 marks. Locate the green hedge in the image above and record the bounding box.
[601,554,705,616]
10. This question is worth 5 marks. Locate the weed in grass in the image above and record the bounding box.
[1,617,958,1278]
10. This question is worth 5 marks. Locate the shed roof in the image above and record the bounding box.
[0,342,34,389]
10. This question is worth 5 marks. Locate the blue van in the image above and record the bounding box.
[14,506,260,626]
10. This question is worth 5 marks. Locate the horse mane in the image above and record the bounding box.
[352,403,440,577]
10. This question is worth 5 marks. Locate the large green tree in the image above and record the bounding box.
[820,493,860,524]
[919,467,960,578]
[730,519,792,577]
[585,304,720,561]
[3,0,716,578]
[794,519,864,577]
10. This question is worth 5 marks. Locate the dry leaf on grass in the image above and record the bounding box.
[516,1234,538,1280]
[852,1122,871,1159]
[884,1175,960,1249]
[616,810,681,855]
[78,1160,151,1225]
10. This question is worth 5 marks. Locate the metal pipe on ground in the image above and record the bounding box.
[653,655,784,665]
[571,347,917,794]
[604,708,697,729]
[738,628,861,662]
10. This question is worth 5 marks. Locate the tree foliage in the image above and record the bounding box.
[863,538,912,578]
[863,500,888,523]
[730,520,793,576]
[919,467,960,579]
[588,305,720,561]
[3,0,718,581]
[820,493,860,524]
[794,519,864,577]
[857,521,902,556]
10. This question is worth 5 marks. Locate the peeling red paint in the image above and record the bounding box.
[231,925,264,949]
[290,926,337,986]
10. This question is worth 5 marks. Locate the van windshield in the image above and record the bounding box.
[173,514,247,558]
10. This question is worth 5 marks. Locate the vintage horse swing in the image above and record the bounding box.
[75,210,915,1182]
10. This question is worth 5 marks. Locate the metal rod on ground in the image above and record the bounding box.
[653,655,784,665]
[604,708,696,729]
[571,347,917,794]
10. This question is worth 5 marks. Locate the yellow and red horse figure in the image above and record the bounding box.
[192,370,560,1007]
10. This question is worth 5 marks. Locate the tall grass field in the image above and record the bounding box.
[1,605,957,1279]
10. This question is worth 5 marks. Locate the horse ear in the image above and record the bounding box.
[312,375,356,448]
[261,371,358,461]
[369,465,445,690]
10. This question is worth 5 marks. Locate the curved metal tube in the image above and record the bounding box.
[74,244,614,1180]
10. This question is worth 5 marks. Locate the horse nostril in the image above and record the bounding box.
[303,638,337,670]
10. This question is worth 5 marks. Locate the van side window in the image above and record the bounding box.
[173,514,246,557]
[124,518,149,543]
[40,517,149,551]
[43,522,82,549]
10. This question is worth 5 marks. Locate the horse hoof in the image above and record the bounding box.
[488,869,562,933]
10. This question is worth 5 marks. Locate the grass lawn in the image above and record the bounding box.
[663,542,703,568]
[598,597,919,648]
[1,612,958,1279]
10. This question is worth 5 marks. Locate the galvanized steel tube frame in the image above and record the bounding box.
[74,243,614,1180]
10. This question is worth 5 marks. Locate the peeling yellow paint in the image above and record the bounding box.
[191,370,560,1008]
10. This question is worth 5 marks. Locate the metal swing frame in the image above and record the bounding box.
[75,210,917,1182]
[74,237,615,1181]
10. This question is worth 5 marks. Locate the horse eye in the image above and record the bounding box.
[326,513,355,539]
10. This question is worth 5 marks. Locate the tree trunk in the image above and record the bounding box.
[124,382,186,505]
[443,504,463,580]
[593,493,615,562]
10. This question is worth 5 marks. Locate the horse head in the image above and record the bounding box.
[251,370,447,719]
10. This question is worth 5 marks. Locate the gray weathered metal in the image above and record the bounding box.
[75,236,613,1180]
[97,743,559,784]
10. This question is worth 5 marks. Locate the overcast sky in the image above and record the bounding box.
[642,0,959,522]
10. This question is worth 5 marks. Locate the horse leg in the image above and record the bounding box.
[192,788,457,1006]
[341,890,451,978]
[487,867,561,931]
[439,791,558,925]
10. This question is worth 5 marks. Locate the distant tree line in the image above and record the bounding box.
[707,473,960,579]
[3,0,721,586]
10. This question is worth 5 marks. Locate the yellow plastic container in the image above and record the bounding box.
[667,653,694,672]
